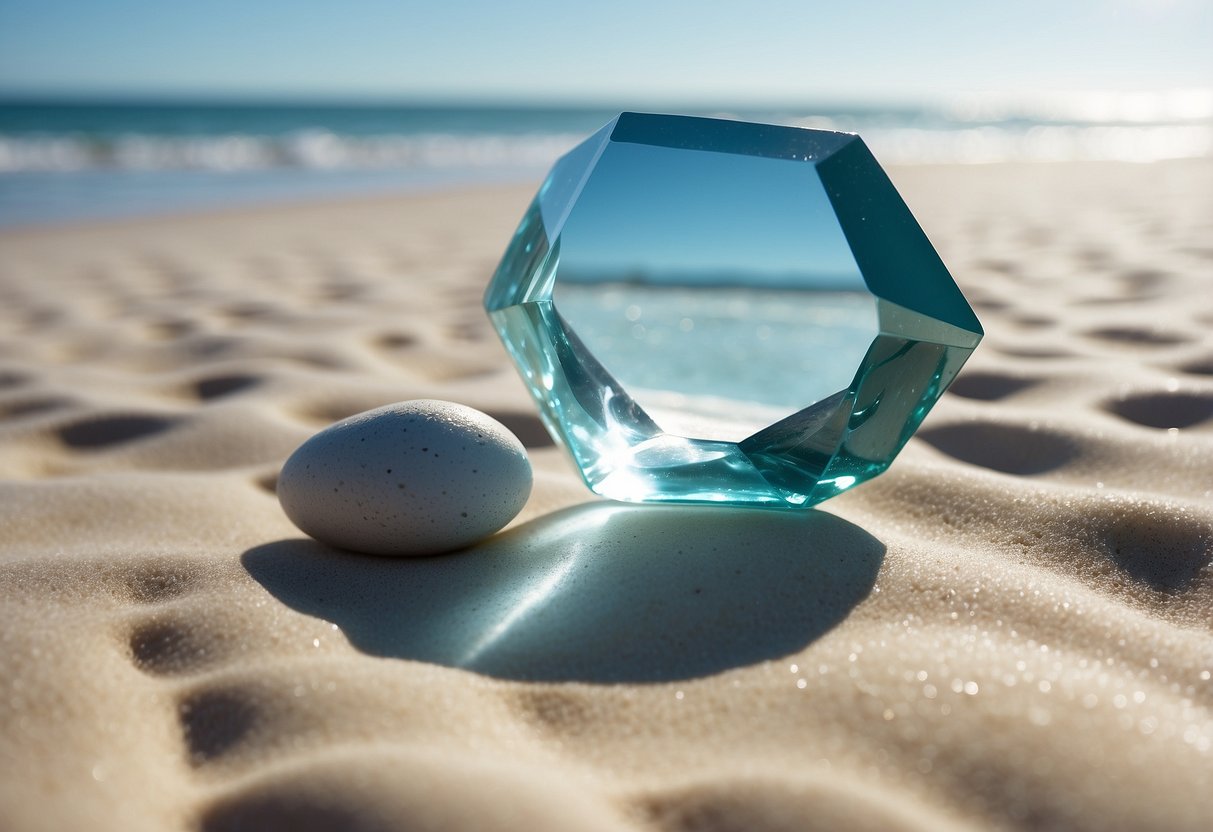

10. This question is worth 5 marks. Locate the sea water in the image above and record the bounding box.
[1,95,1209,226]
[553,284,879,442]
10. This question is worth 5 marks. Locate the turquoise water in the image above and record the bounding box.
[0,102,613,225]
[2,98,1209,226]
[554,284,879,442]
[548,133,879,442]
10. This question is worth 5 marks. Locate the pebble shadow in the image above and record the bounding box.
[242,503,885,683]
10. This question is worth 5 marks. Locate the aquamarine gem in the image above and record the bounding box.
[485,113,982,508]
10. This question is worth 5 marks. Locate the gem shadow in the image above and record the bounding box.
[242,503,885,683]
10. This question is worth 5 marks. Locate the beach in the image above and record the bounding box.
[1,159,1211,831]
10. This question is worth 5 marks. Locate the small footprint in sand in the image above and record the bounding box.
[373,331,417,351]
[917,421,1081,476]
[119,562,269,773]
[119,561,201,605]
[993,344,1075,360]
[1082,499,1213,593]
[1179,355,1213,377]
[57,413,177,449]
[639,776,958,832]
[193,373,263,401]
[0,369,30,389]
[946,372,1041,402]
[1084,326,1191,348]
[121,562,230,680]
[128,612,228,678]
[0,395,75,420]
[178,685,264,767]
[1105,391,1213,430]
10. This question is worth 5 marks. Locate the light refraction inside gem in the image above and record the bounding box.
[485,113,982,508]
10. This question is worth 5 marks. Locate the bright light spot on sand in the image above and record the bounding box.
[91,763,107,782]
[675,690,684,700]
[964,681,980,695]
[789,663,798,673]
[459,529,582,666]
[797,678,807,689]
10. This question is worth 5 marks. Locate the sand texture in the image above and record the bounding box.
[1,162,1211,831]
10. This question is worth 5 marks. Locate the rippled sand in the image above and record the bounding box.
[1,163,1211,831]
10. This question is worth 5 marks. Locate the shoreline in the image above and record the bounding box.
[2,156,1210,238]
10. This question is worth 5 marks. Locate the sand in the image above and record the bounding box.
[1,161,1211,832]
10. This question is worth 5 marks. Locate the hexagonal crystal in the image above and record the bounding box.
[485,113,982,508]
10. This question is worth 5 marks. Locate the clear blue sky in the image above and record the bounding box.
[0,0,1209,103]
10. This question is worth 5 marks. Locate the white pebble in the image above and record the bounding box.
[278,400,532,556]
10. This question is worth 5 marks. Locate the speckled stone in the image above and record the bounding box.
[278,400,532,556]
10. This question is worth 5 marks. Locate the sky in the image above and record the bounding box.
[0,0,1210,105]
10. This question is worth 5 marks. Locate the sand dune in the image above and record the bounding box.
[1,164,1211,831]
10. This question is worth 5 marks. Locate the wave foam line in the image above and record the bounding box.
[0,124,1209,173]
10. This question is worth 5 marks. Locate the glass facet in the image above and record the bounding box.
[485,113,983,508]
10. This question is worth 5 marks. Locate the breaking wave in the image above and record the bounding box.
[1,123,1209,174]
[0,130,584,173]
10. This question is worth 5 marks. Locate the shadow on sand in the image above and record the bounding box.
[243,503,884,683]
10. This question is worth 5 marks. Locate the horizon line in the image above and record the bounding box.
[0,89,946,111]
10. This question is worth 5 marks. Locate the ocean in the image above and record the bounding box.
[1,95,1209,227]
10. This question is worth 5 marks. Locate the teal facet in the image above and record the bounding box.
[485,113,983,508]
